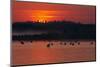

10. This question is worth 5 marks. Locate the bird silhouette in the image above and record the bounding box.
[30,40,33,43]
[47,44,50,48]
[90,41,93,45]
[77,42,80,45]
[71,43,74,46]
[20,41,24,44]
[64,42,67,45]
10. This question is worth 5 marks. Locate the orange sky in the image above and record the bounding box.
[12,1,96,24]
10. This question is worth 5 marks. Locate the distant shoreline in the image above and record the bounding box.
[12,21,96,41]
[12,34,96,41]
[12,38,96,41]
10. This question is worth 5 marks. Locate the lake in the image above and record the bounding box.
[12,40,96,66]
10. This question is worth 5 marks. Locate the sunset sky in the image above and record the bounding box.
[13,1,96,24]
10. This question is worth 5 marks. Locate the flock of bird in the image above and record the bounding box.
[47,41,81,48]
[19,40,94,48]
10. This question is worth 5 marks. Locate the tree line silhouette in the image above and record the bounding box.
[12,20,96,41]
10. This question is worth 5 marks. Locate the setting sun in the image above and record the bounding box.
[31,10,56,23]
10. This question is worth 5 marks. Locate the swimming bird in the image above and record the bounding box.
[90,41,93,45]
[47,44,50,48]
[71,43,74,46]
[77,42,80,45]
[20,41,24,44]
[50,43,53,46]
[70,42,72,45]
[64,42,67,45]
[30,40,33,43]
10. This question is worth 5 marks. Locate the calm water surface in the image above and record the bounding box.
[12,40,96,65]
